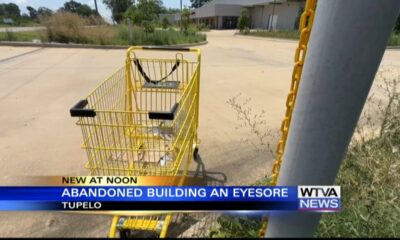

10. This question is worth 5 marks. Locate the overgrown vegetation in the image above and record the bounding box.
[38,12,107,44]
[211,71,400,237]
[15,12,204,46]
[1,0,207,46]
[227,93,278,155]
[388,32,400,46]
[316,71,400,237]
[118,24,206,45]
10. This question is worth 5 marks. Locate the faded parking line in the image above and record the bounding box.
[0,48,44,64]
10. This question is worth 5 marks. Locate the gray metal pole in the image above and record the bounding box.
[180,0,183,30]
[266,0,400,238]
[197,0,200,25]
[94,0,98,14]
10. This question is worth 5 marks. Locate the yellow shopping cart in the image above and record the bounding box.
[70,46,202,238]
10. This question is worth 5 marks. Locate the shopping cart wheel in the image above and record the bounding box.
[118,229,130,238]
[193,147,200,163]
[118,230,159,238]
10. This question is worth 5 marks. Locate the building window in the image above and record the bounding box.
[222,16,238,29]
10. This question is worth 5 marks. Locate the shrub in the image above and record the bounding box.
[195,23,210,32]
[142,20,155,34]
[181,8,191,35]
[40,12,87,43]
[162,17,169,29]
[39,12,115,45]
[238,8,250,32]
[85,14,107,25]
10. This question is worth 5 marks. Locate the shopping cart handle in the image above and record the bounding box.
[149,103,179,120]
[70,100,96,117]
[141,46,191,52]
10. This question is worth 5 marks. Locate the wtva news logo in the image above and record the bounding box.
[298,186,341,212]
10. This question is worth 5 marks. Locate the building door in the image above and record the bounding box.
[222,16,238,29]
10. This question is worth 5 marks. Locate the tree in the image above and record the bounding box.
[237,8,250,33]
[103,0,134,23]
[37,7,53,17]
[190,0,211,8]
[124,0,164,25]
[21,13,30,20]
[0,3,21,19]
[76,5,96,17]
[27,6,38,19]
[181,8,191,35]
[60,0,96,17]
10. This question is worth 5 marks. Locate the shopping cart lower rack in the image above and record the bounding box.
[70,46,202,238]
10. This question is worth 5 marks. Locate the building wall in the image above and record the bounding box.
[191,1,305,30]
[192,3,216,18]
[251,6,267,29]
[250,1,304,30]
[214,4,242,17]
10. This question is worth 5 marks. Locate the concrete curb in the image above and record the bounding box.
[386,46,400,50]
[0,40,208,49]
[233,33,299,43]
[234,33,400,49]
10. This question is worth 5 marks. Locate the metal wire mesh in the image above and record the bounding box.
[75,54,199,177]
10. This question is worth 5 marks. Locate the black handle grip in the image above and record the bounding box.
[149,103,179,120]
[142,46,191,52]
[70,100,96,117]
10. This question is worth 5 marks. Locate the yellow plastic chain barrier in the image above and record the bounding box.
[258,0,317,237]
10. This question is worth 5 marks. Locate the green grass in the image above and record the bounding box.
[239,30,300,40]
[388,32,400,46]
[210,134,400,238]
[0,30,44,42]
[0,21,41,28]
[209,177,273,238]
[316,138,400,237]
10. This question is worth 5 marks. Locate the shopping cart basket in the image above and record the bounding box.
[70,46,202,238]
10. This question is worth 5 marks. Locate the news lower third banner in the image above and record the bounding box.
[0,176,341,213]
